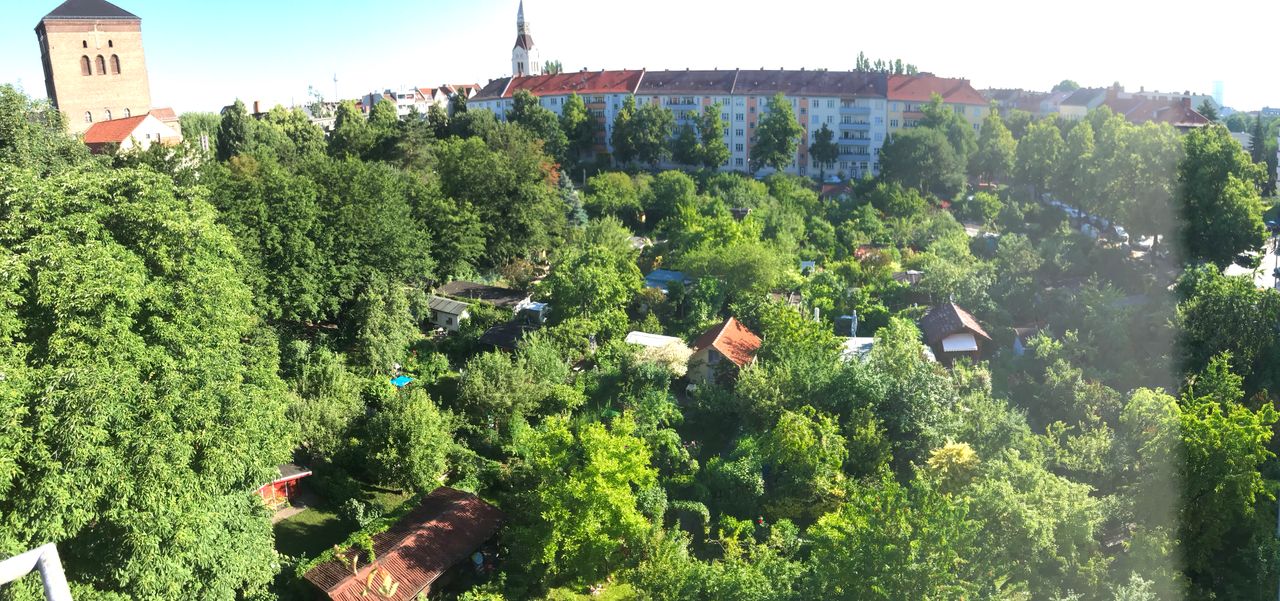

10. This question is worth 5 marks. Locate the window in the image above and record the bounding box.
[811,116,818,124]
[735,143,744,152]
[974,123,980,132]
[108,40,113,48]
[735,129,744,137]
[749,106,756,114]
[875,116,884,125]
[104,109,112,120]
[110,55,120,74]
[82,40,88,48]
[95,55,106,75]
[875,133,883,142]
[84,111,92,123]
[735,158,744,166]
[828,99,835,109]
[80,56,91,76]
[735,113,744,121]
[446,317,454,326]
[124,108,131,117]
[890,119,899,128]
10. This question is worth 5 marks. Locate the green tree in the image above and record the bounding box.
[1175,264,1280,392]
[611,95,638,165]
[329,100,375,158]
[369,97,400,130]
[631,101,676,167]
[919,93,978,167]
[178,111,220,153]
[560,92,597,166]
[343,272,421,375]
[427,102,450,139]
[539,244,643,322]
[808,123,839,180]
[1053,79,1080,93]
[1014,118,1065,197]
[758,408,847,521]
[670,122,701,167]
[0,165,293,599]
[285,343,363,461]
[880,127,965,198]
[364,388,456,492]
[1178,353,1280,598]
[0,85,90,175]
[751,93,804,173]
[697,102,731,170]
[216,99,253,161]
[1177,125,1267,268]
[508,90,569,164]
[1057,120,1096,207]
[584,171,644,223]
[971,106,1016,183]
[506,415,658,586]
[1196,100,1219,122]
[806,477,975,600]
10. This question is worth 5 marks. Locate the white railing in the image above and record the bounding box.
[0,544,73,601]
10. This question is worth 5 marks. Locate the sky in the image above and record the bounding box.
[3,0,1278,114]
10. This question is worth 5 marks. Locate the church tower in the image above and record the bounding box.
[35,0,152,135]
[511,0,541,78]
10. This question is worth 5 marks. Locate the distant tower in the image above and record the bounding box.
[511,0,541,78]
[35,0,153,134]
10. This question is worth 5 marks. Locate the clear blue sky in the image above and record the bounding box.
[3,0,1277,114]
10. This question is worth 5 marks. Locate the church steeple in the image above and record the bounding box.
[511,0,540,77]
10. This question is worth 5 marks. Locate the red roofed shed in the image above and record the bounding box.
[304,487,503,601]
[689,317,762,385]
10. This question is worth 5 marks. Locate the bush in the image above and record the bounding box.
[667,500,711,537]
[339,498,383,529]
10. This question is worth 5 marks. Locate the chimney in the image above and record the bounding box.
[253,100,261,114]
[1182,97,1191,109]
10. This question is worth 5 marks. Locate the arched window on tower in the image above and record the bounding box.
[80,56,91,76]
[111,55,120,75]
[105,109,112,121]
[108,40,114,48]
[95,55,106,75]
[124,108,131,118]
[84,111,93,124]
[82,40,88,48]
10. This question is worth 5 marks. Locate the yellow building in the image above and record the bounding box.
[886,74,989,135]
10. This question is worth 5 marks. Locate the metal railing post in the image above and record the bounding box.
[0,544,74,601]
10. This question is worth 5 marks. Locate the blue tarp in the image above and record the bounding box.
[390,375,414,388]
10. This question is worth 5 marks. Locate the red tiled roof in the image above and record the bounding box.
[888,74,987,106]
[82,115,151,144]
[691,317,762,368]
[304,488,503,601]
[148,107,177,121]
[1103,96,1209,128]
[496,70,645,99]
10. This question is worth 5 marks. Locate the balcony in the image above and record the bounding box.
[838,121,871,131]
[839,104,871,115]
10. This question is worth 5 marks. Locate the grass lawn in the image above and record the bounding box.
[542,584,638,600]
[273,482,410,559]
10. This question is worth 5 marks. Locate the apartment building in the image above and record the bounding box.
[886,74,989,135]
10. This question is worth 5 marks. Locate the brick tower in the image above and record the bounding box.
[36,0,152,134]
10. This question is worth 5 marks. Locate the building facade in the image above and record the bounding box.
[36,0,152,135]
[886,74,989,136]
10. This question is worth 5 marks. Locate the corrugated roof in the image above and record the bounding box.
[691,317,761,368]
[305,488,503,601]
[43,0,137,20]
[438,281,528,310]
[888,74,987,105]
[918,302,991,346]
[479,321,535,350]
[82,115,150,144]
[428,295,469,315]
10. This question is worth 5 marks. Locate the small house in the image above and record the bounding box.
[1012,326,1044,357]
[688,317,762,386]
[644,269,693,294]
[427,295,470,332]
[83,113,182,154]
[256,463,312,509]
[918,302,992,365]
[438,281,530,312]
[303,487,503,601]
[769,290,804,311]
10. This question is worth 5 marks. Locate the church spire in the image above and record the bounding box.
[511,0,539,77]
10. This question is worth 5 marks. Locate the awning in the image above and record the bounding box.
[941,333,979,353]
